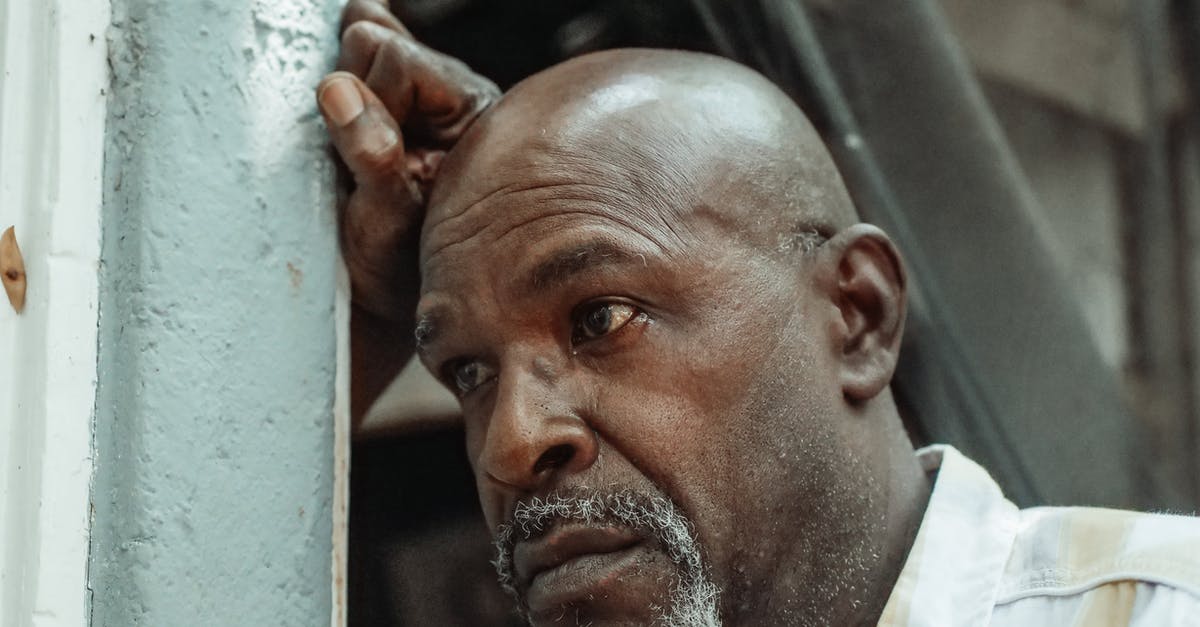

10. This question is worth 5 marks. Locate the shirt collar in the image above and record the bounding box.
[877,445,1021,627]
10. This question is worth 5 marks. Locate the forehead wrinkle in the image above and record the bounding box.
[423,188,680,279]
[430,180,531,226]
[492,207,670,254]
[423,178,648,262]
[421,180,552,264]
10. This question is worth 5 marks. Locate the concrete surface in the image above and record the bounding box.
[90,0,342,623]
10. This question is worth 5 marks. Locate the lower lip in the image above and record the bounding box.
[525,542,646,618]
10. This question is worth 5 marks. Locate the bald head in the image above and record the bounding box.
[423,48,858,264]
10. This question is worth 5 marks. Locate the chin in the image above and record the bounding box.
[521,556,724,627]
[523,543,678,626]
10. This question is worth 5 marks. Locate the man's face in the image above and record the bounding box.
[414,112,851,625]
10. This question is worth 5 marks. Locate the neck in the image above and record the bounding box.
[844,422,931,625]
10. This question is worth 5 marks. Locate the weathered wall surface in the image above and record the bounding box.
[91,0,342,623]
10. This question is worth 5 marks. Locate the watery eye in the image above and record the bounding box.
[450,360,493,396]
[573,302,637,343]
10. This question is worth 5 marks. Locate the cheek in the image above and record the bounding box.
[582,317,793,504]
[582,294,839,562]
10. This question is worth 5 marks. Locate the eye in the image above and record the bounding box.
[446,359,494,396]
[572,302,639,344]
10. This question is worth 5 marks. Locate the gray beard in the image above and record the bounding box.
[492,489,722,627]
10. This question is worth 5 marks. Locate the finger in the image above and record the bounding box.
[317,72,406,186]
[340,0,410,37]
[340,21,499,144]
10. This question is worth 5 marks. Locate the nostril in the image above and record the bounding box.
[532,443,575,474]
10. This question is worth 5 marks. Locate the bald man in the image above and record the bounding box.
[318,3,1200,626]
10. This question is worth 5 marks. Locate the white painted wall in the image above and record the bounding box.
[0,0,110,625]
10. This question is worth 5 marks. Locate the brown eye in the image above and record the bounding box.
[573,302,637,343]
[449,360,493,396]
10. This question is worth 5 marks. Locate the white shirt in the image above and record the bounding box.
[878,445,1200,626]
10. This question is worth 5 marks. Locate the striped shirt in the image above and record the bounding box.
[878,445,1200,626]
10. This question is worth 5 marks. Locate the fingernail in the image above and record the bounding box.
[320,77,364,127]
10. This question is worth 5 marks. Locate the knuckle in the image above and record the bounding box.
[340,1,381,29]
[348,143,399,179]
[378,34,417,66]
[340,20,378,51]
[439,56,500,107]
[342,1,407,41]
[465,84,499,113]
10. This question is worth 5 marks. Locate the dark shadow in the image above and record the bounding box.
[349,427,523,626]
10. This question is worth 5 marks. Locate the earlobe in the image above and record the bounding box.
[820,224,907,403]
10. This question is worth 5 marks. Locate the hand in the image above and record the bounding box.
[317,1,499,421]
[318,0,499,321]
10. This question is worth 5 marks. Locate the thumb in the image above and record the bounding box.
[317,71,406,186]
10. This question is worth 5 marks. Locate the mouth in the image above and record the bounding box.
[513,523,646,616]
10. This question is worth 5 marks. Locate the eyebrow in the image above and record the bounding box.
[526,240,648,293]
[414,240,649,354]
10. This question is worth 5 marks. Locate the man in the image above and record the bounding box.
[318,2,1200,625]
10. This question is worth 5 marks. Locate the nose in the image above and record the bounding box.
[475,362,599,512]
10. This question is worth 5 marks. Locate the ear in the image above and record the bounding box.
[817,224,907,403]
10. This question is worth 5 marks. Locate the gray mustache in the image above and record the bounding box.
[491,488,722,627]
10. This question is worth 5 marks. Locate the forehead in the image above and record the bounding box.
[429,179,655,247]
[419,120,709,291]
[419,168,686,302]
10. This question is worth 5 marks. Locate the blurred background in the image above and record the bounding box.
[349,0,1200,624]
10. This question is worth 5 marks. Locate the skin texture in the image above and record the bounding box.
[318,4,931,624]
[416,53,929,625]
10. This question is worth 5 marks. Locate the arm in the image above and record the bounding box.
[316,0,499,424]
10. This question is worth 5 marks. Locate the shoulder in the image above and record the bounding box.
[993,506,1200,625]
